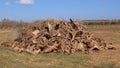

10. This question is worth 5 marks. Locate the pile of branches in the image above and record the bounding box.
[1,19,112,54]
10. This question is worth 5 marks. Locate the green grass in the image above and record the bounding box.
[0,24,120,68]
[93,63,116,68]
[0,46,91,68]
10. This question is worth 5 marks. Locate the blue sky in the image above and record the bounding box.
[0,0,120,22]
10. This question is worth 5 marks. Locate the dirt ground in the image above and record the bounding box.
[0,25,120,68]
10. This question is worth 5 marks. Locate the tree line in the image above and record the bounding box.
[0,19,120,29]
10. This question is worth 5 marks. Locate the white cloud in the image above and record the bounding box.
[15,0,34,5]
[5,2,11,6]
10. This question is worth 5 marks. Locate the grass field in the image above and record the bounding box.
[0,25,120,68]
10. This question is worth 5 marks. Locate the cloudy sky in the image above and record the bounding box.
[0,0,120,22]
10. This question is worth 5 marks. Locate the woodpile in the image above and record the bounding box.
[1,19,112,54]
